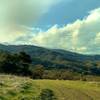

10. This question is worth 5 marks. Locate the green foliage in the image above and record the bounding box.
[18,52,32,64]
[0,75,100,100]
[39,89,57,100]
[0,44,100,76]
[30,65,44,79]
[0,52,32,76]
[43,70,81,80]
[0,51,100,80]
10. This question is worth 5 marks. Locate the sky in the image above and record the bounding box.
[0,0,100,54]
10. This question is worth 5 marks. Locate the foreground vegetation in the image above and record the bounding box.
[0,75,100,100]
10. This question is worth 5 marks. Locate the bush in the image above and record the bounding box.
[39,89,57,100]
[30,65,44,79]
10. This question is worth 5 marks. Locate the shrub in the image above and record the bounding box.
[39,89,57,100]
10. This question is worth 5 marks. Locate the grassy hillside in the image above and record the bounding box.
[0,75,100,100]
[0,44,100,76]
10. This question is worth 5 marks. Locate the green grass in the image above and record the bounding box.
[0,75,100,100]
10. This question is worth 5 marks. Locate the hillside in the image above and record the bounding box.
[0,75,100,100]
[0,44,100,75]
[0,44,100,62]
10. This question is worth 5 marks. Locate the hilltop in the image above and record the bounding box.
[0,44,100,62]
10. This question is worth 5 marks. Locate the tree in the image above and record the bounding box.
[18,52,32,64]
[0,51,32,76]
[0,53,18,73]
[14,52,32,76]
[30,65,44,79]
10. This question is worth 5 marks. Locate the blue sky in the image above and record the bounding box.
[0,0,100,54]
[37,0,100,28]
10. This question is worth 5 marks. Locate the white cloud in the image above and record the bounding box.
[95,32,100,44]
[31,8,100,54]
[0,2,100,54]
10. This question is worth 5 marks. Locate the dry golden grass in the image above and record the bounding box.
[0,75,100,100]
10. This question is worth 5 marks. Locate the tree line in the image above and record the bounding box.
[0,51,100,81]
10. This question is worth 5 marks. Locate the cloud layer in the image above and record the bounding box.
[0,0,62,43]
[0,1,100,54]
[31,8,100,54]
[0,0,61,26]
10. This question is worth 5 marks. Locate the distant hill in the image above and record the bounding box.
[0,44,100,74]
[0,44,100,61]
